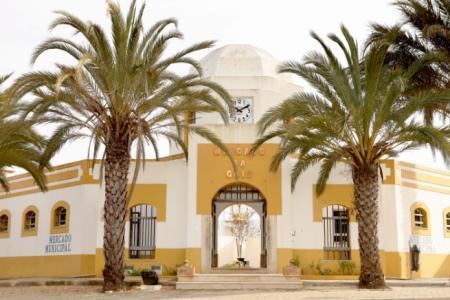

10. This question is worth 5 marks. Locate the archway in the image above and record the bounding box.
[211,183,267,269]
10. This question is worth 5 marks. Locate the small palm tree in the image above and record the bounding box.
[252,26,450,288]
[368,0,450,122]
[0,74,47,192]
[12,1,234,291]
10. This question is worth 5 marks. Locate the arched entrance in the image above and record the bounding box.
[211,183,267,269]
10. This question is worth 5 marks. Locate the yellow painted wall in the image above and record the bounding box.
[196,144,281,215]
[312,184,356,222]
[94,248,191,276]
[0,255,95,278]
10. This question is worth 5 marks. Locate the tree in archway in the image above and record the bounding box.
[225,205,259,260]
[251,26,450,288]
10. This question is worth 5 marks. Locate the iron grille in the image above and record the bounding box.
[323,205,350,260]
[25,211,36,230]
[214,184,264,202]
[55,207,67,227]
[0,215,8,232]
[129,204,156,259]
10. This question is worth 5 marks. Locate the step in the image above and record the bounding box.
[176,273,303,290]
[178,274,301,283]
[176,281,303,290]
[209,268,268,274]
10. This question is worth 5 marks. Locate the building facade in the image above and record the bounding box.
[0,45,449,279]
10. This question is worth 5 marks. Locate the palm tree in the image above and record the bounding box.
[251,26,450,288]
[11,1,235,291]
[0,74,47,192]
[367,0,450,122]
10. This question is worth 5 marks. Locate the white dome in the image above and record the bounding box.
[199,44,292,81]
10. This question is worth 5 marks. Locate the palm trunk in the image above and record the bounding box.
[352,164,385,289]
[102,140,130,292]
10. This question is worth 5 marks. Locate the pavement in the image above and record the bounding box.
[0,278,449,299]
[1,285,450,299]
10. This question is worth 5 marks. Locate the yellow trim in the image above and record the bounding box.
[197,144,281,215]
[0,156,184,200]
[94,248,195,276]
[0,209,11,239]
[0,255,95,278]
[127,184,166,221]
[382,160,398,185]
[410,202,431,236]
[185,248,202,273]
[312,184,356,222]
[443,207,450,238]
[397,161,450,177]
[401,169,450,188]
[21,205,39,237]
[50,201,70,234]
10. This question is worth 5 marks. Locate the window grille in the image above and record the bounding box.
[54,207,67,227]
[25,211,36,230]
[129,204,156,259]
[214,184,264,202]
[414,208,427,228]
[323,205,350,260]
[0,215,8,232]
[446,212,450,232]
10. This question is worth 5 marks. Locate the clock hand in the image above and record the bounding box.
[236,104,250,113]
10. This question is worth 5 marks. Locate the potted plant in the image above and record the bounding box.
[141,270,159,285]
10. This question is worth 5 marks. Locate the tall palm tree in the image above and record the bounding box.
[12,1,235,291]
[251,26,450,288]
[367,0,450,122]
[0,74,47,192]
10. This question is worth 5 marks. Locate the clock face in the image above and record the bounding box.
[230,97,252,123]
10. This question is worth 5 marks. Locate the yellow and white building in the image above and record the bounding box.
[0,45,449,279]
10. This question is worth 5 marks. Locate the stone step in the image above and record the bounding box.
[179,274,301,283]
[176,281,303,290]
[209,268,268,274]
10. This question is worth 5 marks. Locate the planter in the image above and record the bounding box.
[283,265,301,276]
[141,270,159,285]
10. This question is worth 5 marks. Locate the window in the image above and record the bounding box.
[54,207,67,227]
[24,211,36,230]
[0,210,10,238]
[446,213,450,231]
[21,206,39,237]
[129,204,157,259]
[0,215,8,232]
[444,208,450,238]
[411,203,430,235]
[414,208,427,228]
[50,201,70,234]
[323,205,350,260]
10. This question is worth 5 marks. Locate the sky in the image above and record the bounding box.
[0,0,447,170]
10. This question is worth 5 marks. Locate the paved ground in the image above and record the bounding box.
[1,286,450,300]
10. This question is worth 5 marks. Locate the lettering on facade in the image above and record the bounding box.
[45,234,72,253]
[213,146,264,179]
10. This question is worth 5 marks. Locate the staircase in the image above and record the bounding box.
[176,273,303,290]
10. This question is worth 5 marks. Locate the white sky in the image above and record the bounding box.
[0,0,447,170]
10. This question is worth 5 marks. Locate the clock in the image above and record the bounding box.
[230,97,253,123]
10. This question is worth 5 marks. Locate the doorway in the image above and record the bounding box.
[211,183,267,269]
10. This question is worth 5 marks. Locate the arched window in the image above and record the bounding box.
[54,207,67,227]
[129,204,157,259]
[414,208,427,228]
[322,205,350,260]
[50,201,70,234]
[444,208,450,238]
[411,203,430,235]
[24,211,36,230]
[0,210,10,239]
[21,206,39,237]
[0,214,8,232]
